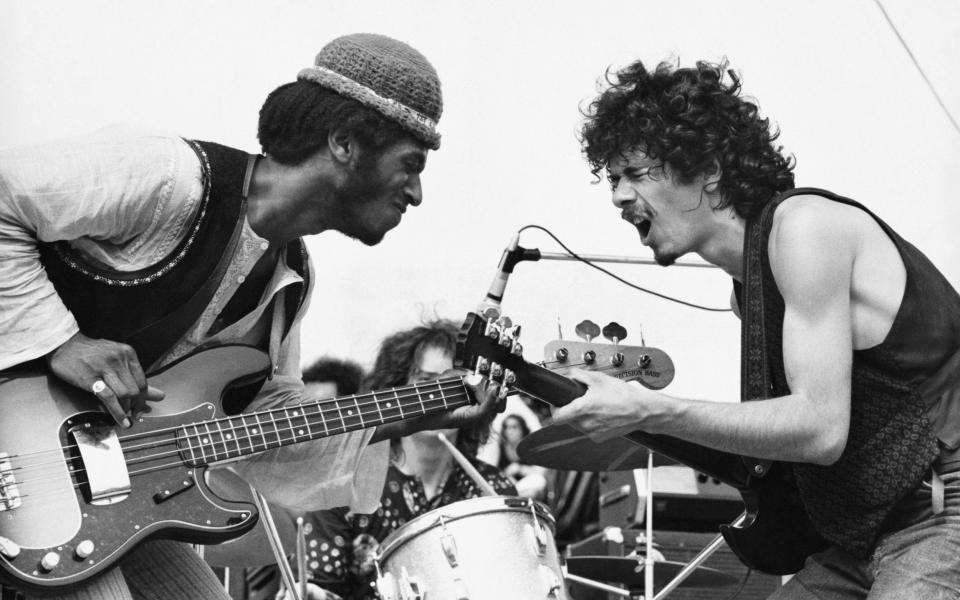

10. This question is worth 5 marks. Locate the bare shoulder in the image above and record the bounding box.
[767,195,865,304]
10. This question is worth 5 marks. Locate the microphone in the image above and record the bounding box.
[476,232,541,319]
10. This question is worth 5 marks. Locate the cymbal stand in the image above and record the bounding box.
[651,512,747,600]
[249,484,302,600]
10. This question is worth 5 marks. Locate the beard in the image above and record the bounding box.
[335,165,393,246]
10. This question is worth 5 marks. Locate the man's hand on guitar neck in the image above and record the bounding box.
[369,370,507,444]
[46,331,165,428]
[551,368,669,443]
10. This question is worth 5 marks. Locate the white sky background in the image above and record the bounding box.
[2,0,958,405]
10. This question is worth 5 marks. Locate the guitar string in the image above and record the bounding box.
[0,381,468,488]
[1,377,466,466]
[1,359,633,481]
[3,361,636,497]
[2,381,468,486]
[7,394,473,503]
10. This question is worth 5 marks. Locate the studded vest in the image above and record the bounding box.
[738,187,960,557]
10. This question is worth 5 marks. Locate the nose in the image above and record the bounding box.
[404,174,423,207]
[611,179,635,209]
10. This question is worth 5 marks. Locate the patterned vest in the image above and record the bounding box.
[38,140,307,369]
[738,187,960,557]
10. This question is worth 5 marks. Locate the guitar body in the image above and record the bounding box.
[458,312,828,575]
[0,345,270,592]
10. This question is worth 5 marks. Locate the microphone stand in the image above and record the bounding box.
[534,252,718,269]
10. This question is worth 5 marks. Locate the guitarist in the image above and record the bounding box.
[0,34,500,600]
[554,58,960,598]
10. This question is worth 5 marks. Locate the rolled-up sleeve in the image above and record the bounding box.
[0,126,201,368]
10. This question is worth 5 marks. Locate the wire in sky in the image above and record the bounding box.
[873,0,960,137]
[518,224,733,313]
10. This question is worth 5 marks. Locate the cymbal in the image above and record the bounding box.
[517,423,676,471]
[565,556,738,588]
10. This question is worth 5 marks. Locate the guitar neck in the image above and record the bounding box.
[178,377,470,466]
[517,361,751,488]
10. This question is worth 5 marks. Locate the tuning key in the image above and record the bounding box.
[602,322,628,345]
[575,320,600,342]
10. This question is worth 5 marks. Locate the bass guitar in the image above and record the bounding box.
[456,312,827,575]
[0,327,654,591]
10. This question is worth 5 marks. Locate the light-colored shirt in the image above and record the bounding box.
[0,125,388,513]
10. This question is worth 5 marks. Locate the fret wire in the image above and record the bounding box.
[182,425,200,465]
[213,419,230,460]
[267,410,284,448]
[193,424,209,463]
[373,390,385,422]
[353,396,364,428]
[163,393,473,466]
[233,415,247,457]
[394,388,404,419]
[173,384,471,463]
[252,413,269,453]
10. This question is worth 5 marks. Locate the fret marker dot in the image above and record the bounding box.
[386,402,392,408]
[225,434,233,440]
[202,437,209,444]
[298,429,305,435]
[429,394,435,400]
[348,410,354,416]
[251,428,258,434]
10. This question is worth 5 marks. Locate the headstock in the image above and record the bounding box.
[455,313,675,408]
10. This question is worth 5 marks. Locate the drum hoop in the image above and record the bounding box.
[377,496,555,562]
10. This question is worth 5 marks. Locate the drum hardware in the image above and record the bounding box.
[565,556,738,594]
[249,484,302,600]
[376,496,566,599]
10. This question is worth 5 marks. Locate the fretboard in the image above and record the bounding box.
[176,377,470,466]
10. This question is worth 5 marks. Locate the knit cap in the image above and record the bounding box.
[298,33,442,150]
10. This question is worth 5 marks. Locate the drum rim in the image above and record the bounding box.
[377,495,555,562]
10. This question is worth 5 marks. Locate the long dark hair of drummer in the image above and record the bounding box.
[363,318,493,461]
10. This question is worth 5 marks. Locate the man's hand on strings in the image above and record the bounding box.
[46,332,165,427]
[370,370,506,443]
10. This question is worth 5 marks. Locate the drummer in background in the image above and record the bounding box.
[280,320,516,600]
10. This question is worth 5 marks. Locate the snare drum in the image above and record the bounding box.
[375,496,567,600]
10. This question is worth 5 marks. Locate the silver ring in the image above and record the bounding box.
[91,379,107,395]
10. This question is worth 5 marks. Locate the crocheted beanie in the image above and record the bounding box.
[298,33,442,150]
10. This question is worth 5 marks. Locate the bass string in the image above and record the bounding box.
[6,393,473,499]
[2,378,469,468]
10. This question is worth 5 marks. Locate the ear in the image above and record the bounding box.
[702,159,722,193]
[327,127,360,169]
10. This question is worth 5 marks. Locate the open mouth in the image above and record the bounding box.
[637,219,652,238]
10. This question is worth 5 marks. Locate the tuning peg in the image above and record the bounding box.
[575,320,600,342]
[496,316,513,329]
[602,322,628,345]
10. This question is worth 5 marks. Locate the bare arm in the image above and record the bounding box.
[553,198,855,465]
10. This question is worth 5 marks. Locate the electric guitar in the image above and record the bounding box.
[0,328,655,591]
[456,312,828,575]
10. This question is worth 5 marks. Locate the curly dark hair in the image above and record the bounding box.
[258,80,413,165]
[302,356,365,396]
[364,319,491,459]
[580,59,795,219]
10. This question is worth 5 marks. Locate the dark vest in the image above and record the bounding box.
[738,187,960,557]
[38,140,307,369]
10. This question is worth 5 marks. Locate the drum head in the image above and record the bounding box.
[378,495,554,561]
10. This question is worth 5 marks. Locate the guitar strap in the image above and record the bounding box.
[128,155,254,371]
[737,198,782,478]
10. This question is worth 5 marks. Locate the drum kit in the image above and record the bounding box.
[369,421,741,600]
[369,321,743,600]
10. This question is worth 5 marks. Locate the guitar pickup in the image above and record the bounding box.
[71,423,131,505]
[153,476,196,504]
[0,453,22,511]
